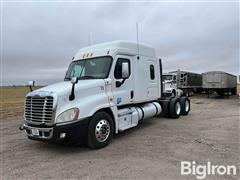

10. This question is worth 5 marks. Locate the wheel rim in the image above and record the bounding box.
[175,102,181,115]
[95,119,110,142]
[185,100,190,112]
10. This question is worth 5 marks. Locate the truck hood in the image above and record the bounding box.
[31,80,105,97]
[26,79,109,121]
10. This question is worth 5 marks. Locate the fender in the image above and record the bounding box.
[88,103,119,134]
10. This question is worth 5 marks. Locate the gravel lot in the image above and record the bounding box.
[0,95,239,180]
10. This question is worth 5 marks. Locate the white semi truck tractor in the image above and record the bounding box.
[19,41,190,149]
[162,73,183,97]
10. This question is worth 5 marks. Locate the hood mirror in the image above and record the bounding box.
[28,80,35,92]
[69,77,78,101]
[71,77,78,84]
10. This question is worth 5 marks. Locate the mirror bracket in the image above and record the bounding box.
[69,85,75,101]
[69,77,78,101]
[28,81,35,92]
[116,79,126,88]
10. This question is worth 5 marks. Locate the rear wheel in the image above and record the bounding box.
[180,97,190,115]
[87,111,114,149]
[169,97,181,119]
[161,100,170,117]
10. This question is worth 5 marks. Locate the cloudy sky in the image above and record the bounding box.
[2,1,239,86]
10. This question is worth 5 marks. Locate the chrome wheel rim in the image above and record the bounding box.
[175,102,181,115]
[185,100,190,112]
[95,119,110,142]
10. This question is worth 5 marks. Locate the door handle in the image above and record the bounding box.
[130,91,134,99]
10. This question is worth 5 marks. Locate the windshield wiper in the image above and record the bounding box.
[64,77,71,81]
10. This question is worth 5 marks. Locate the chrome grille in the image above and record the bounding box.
[25,96,54,124]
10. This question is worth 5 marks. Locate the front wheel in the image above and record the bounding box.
[87,111,114,149]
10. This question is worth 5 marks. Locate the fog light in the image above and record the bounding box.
[59,133,66,139]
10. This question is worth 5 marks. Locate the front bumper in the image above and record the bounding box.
[20,118,90,144]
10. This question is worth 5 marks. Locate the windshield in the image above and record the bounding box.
[65,56,112,80]
[162,75,173,81]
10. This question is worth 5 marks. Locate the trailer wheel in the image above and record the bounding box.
[169,97,181,119]
[231,87,237,95]
[87,111,114,149]
[180,97,190,115]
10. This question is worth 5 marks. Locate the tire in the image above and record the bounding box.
[169,97,181,119]
[87,111,114,149]
[180,97,190,115]
[187,89,191,97]
[231,88,237,95]
[161,100,169,117]
[217,91,225,96]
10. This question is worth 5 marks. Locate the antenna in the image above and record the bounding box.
[88,33,91,46]
[136,22,140,60]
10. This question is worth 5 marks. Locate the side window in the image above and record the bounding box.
[114,58,131,79]
[173,75,176,81]
[150,65,155,80]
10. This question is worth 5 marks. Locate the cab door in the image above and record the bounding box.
[111,55,134,106]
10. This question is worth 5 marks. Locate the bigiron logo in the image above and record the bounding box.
[181,161,237,179]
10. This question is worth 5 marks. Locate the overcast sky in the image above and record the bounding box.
[2,1,239,86]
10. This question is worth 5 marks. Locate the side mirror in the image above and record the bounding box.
[28,80,35,92]
[71,77,78,84]
[28,80,35,87]
[122,62,130,79]
[116,63,130,88]
[69,77,78,101]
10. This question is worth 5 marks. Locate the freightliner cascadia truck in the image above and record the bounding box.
[19,41,190,149]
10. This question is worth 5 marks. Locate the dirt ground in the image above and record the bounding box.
[0,95,239,180]
[0,87,41,120]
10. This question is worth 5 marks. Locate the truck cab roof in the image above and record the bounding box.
[74,40,156,60]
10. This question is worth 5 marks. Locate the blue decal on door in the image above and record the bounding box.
[117,97,122,104]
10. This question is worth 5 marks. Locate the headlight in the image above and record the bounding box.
[56,108,79,123]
